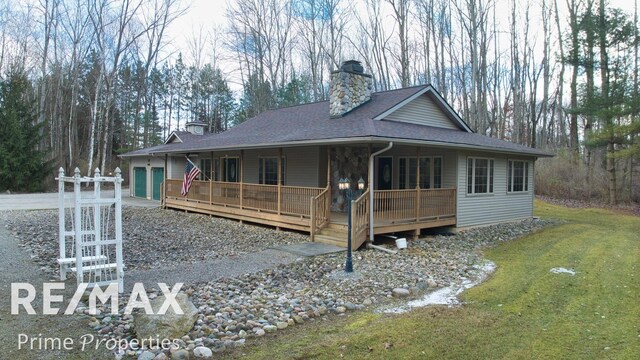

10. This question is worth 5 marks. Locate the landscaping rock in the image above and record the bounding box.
[193,346,213,359]
[133,294,198,343]
[171,349,190,360]
[392,288,410,298]
[138,351,155,360]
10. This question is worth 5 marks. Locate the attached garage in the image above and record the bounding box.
[127,156,166,200]
[152,167,164,200]
[134,167,147,198]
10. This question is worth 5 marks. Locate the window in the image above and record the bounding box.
[467,157,494,194]
[222,157,239,182]
[508,160,529,192]
[212,158,220,181]
[199,159,211,181]
[259,157,286,185]
[399,156,443,189]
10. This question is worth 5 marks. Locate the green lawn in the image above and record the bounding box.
[230,201,640,359]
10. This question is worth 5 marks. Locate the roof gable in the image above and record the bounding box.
[373,85,472,132]
[165,131,183,144]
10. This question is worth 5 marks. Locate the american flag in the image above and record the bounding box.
[181,159,201,196]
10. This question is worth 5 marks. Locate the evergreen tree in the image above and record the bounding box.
[0,70,49,192]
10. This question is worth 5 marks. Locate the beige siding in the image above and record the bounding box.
[383,94,459,129]
[170,156,186,180]
[284,147,321,187]
[456,151,535,227]
[207,147,322,187]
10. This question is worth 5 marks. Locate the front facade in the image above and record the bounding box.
[122,61,550,249]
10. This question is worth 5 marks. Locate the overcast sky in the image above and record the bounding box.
[162,0,638,90]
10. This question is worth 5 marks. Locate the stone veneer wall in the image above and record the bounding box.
[329,71,373,117]
[330,146,369,212]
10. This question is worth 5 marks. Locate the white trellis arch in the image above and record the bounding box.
[57,167,124,293]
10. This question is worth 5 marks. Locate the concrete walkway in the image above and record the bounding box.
[125,248,299,292]
[0,188,158,211]
[125,243,344,292]
[273,242,345,256]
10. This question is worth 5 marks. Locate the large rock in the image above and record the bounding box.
[392,288,410,298]
[133,293,198,343]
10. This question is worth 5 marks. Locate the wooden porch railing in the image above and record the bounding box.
[165,179,324,218]
[310,187,330,240]
[350,189,370,250]
[373,188,456,222]
[281,185,325,217]
[419,188,457,218]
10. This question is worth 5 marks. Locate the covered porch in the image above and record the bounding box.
[161,144,458,249]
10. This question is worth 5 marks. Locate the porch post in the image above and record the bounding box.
[240,151,244,210]
[209,152,213,205]
[277,147,282,215]
[326,146,331,188]
[415,147,421,222]
[163,154,168,208]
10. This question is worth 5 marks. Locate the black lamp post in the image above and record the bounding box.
[339,176,366,273]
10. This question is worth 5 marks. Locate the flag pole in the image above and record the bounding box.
[185,155,211,181]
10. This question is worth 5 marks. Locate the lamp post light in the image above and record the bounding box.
[339,176,366,273]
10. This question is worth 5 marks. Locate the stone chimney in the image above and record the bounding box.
[329,60,373,117]
[185,121,205,135]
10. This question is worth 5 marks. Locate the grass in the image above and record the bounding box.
[230,200,640,359]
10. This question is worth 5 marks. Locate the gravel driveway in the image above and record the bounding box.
[0,220,111,360]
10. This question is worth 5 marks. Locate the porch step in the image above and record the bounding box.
[318,227,348,239]
[313,234,346,248]
[325,222,348,231]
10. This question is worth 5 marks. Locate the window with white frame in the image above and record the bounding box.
[259,157,286,185]
[467,157,494,194]
[508,160,529,192]
[399,156,443,189]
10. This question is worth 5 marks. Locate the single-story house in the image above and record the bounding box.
[121,60,552,250]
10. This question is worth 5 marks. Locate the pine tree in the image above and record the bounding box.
[0,70,49,192]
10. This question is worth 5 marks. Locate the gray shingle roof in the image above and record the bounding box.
[120,85,552,158]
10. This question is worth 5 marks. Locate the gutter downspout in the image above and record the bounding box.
[368,142,393,244]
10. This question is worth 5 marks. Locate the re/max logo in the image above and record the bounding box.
[11,282,184,315]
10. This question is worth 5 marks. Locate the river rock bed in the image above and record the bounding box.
[58,217,554,359]
[0,207,308,273]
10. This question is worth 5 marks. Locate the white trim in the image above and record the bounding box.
[507,159,530,193]
[373,85,473,133]
[164,131,183,144]
[466,157,495,196]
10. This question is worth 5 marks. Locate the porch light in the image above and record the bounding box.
[339,177,350,190]
[339,176,365,274]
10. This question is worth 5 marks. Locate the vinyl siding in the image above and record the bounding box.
[383,94,459,130]
[170,156,186,180]
[456,151,535,227]
[233,147,321,187]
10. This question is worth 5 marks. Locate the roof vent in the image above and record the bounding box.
[185,121,205,135]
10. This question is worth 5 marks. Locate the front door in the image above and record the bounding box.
[134,167,147,198]
[377,157,392,190]
[151,167,164,200]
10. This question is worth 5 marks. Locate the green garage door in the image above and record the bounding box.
[151,167,164,201]
[134,167,147,198]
